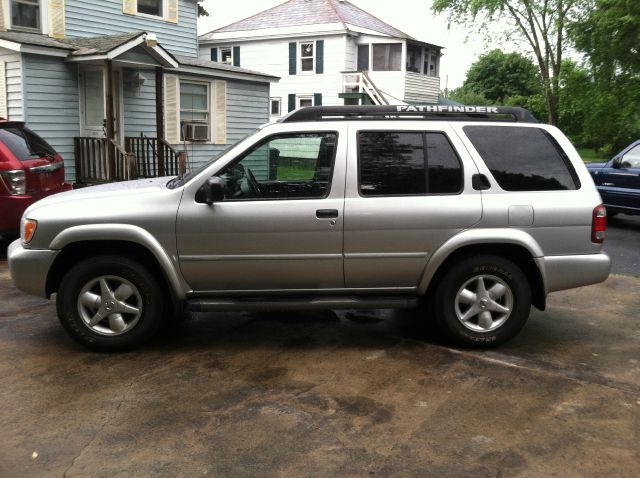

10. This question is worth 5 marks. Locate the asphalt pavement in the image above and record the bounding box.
[605,214,640,275]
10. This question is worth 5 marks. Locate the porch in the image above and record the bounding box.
[74,135,187,184]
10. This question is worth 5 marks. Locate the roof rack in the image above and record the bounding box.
[279,105,539,124]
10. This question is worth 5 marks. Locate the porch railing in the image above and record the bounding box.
[342,71,389,105]
[74,137,135,184]
[125,134,185,178]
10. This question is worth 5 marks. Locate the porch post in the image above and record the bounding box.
[155,66,166,176]
[105,60,116,180]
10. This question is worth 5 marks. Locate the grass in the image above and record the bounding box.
[577,147,609,163]
[277,166,314,181]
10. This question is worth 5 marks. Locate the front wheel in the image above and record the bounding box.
[433,255,532,347]
[57,256,164,352]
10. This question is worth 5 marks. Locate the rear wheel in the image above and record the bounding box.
[433,255,531,347]
[57,256,164,352]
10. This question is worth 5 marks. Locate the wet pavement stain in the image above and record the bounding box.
[0,260,639,477]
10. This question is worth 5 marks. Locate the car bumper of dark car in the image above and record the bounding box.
[7,239,59,298]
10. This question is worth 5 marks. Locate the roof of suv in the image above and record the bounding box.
[279,105,540,124]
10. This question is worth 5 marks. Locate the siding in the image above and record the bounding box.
[0,49,24,120]
[23,54,80,181]
[65,0,198,57]
[200,35,348,118]
[123,68,157,137]
[172,79,269,169]
[404,72,440,103]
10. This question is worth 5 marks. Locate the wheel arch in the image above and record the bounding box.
[46,225,189,301]
[419,230,546,311]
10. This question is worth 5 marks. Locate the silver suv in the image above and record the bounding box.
[8,106,611,351]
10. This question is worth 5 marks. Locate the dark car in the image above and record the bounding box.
[0,119,71,237]
[587,140,640,217]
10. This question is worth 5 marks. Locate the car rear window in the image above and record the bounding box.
[0,125,56,162]
[463,126,580,191]
[358,131,463,196]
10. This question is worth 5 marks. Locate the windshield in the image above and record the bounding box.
[0,125,57,161]
[167,128,262,189]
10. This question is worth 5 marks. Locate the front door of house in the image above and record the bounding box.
[80,67,123,143]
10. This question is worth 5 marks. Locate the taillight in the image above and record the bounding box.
[591,204,607,243]
[0,170,26,195]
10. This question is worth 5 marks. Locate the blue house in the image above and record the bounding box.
[0,0,277,184]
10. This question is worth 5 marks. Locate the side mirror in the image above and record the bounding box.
[197,177,226,205]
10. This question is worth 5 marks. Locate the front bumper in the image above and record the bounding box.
[7,239,59,298]
[538,252,612,294]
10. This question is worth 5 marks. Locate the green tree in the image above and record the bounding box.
[433,0,588,125]
[572,0,640,75]
[460,49,541,102]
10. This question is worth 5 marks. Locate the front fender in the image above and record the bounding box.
[417,228,545,294]
[49,224,190,299]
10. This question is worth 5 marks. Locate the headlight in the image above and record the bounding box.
[22,219,38,244]
[0,170,26,195]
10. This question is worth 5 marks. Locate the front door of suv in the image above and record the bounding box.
[343,125,483,289]
[176,129,347,293]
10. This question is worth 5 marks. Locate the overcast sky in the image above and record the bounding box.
[197,0,522,90]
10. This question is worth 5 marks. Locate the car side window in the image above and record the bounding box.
[620,144,640,168]
[358,131,463,196]
[217,132,338,200]
[464,126,580,191]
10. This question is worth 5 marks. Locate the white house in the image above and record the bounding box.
[198,0,443,121]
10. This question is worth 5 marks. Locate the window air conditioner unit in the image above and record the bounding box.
[183,122,209,141]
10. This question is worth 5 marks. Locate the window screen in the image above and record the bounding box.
[359,131,462,196]
[464,126,580,191]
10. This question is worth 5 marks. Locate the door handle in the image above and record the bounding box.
[316,209,339,219]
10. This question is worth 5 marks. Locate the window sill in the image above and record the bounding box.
[124,12,173,24]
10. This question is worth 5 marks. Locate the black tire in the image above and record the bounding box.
[433,255,532,348]
[56,255,164,352]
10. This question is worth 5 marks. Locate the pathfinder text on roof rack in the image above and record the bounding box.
[398,105,499,113]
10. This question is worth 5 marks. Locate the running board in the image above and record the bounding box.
[186,296,418,312]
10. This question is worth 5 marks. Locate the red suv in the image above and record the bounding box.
[0,120,71,236]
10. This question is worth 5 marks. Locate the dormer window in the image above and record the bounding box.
[138,0,163,17]
[11,0,40,31]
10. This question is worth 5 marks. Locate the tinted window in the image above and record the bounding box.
[359,131,462,196]
[464,126,580,191]
[217,132,337,200]
[0,126,56,161]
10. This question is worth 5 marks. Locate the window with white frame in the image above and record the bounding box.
[220,47,232,65]
[297,96,313,108]
[423,48,440,77]
[270,98,281,116]
[180,81,210,142]
[299,42,314,73]
[138,0,163,17]
[372,43,402,71]
[11,0,41,31]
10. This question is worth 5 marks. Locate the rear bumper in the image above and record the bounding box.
[7,239,59,298]
[538,252,611,294]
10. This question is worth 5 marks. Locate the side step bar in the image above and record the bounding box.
[186,296,418,312]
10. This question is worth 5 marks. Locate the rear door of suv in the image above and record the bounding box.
[343,123,483,289]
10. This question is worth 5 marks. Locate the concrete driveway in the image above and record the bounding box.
[0,255,639,477]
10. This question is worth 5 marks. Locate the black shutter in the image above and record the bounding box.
[289,42,297,75]
[316,40,324,74]
[288,94,296,112]
[210,48,217,62]
[314,93,322,106]
[233,46,241,67]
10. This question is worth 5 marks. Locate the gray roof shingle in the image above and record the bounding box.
[0,31,75,50]
[64,32,145,55]
[208,0,414,40]
[175,55,279,80]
